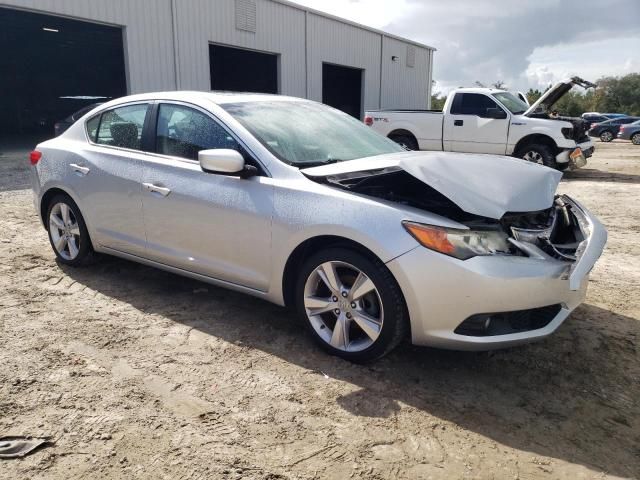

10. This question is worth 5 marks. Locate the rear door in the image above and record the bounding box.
[443,93,509,154]
[139,102,273,291]
[70,102,150,256]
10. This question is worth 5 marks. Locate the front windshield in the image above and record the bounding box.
[492,92,529,115]
[222,100,405,167]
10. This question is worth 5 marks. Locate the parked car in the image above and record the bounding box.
[588,116,640,142]
[365,77,596,171]
[582,112,611,124]
[29,92,607,361]
[617,120,640,145]
[53,103,103,137]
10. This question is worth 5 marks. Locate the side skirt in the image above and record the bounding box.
[97,246,277,303]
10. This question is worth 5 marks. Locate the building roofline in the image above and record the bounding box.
[271,0,437,51]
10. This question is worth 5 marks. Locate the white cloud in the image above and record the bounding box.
[288,0,640,93]
[526,36,640,89]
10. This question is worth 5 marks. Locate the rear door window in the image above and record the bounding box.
[155,103,240,161]
[95,104,149,150]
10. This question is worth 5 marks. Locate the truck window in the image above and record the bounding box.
[451,93,502,117]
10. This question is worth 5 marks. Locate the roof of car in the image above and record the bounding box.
[101,91,310,108]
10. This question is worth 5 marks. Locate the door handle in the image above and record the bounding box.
[69,163,90,175]
[454,120,464,126]
[142,182,171,197]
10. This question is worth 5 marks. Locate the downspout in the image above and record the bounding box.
[170,0,181,90]
[378,34,384,109]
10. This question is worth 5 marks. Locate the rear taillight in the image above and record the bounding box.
[620,125,627,131]
[30,150,42,165]
[364,115,373,126]
[590,123,598,129]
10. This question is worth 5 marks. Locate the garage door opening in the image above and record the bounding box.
[209,44,278,94]
[0,7,127,136]
[322,63,363,119]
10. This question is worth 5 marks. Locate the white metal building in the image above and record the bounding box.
[0,0,434,134]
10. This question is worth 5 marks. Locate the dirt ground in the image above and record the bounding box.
[0,140,638,480]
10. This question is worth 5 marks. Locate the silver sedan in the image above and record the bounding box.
[30,92,607,362]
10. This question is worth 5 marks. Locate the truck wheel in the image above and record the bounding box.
[632,133,640,145]
[389,134,418,151]
[599,130,614,142]
[517,144,557,169]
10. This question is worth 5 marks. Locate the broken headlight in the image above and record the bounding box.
[403,221,511,260]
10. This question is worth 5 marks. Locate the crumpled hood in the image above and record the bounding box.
[303,151,562,220]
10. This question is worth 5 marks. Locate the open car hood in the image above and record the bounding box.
[524,76,596,117]
[303,151,562,220]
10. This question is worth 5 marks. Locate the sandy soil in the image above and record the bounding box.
[0,141,638,479]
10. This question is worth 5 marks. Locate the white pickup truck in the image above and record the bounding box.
[365,77,596,170]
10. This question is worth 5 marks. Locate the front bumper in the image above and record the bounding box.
[388,198,607,350]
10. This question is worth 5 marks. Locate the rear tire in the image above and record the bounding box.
[389,134,418,151]
[632,133,640,145]
[516,143,557,169]
[46,194,96,267]
[295,248,408,362]
[599,130,614,142]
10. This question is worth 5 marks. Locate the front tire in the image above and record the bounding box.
[632,133,640,145]
[46,194,95,266]
[599,130,614,142]
[295,248,408,362]
[517,143,557,169]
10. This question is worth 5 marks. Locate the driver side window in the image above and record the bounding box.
[451,93,503,118]
[156,104,240,161]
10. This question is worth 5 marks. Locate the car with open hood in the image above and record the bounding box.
[365,77,596,171]
[29,92,607,361]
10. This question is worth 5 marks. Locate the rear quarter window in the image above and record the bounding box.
[86,115,100,142]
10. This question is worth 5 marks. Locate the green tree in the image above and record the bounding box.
[525,88,542,104]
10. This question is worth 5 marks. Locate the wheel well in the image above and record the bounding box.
[40,188,70,229]
[281,235,381,308]
[513,134,557,155]
[388,129,416,142]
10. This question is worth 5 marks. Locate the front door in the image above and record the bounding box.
[140,102,273,291]
[443,92,509,154]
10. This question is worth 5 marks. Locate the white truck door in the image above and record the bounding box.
[443,92,509,154]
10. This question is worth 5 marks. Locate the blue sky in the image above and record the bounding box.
[291,0,640,94]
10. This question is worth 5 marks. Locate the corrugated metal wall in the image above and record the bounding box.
[1,0,432,109]
[381,36,430,109]
[172,0,306,96]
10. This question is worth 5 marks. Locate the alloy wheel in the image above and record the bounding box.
[303,261,384,352]
[632,133,640,145]
[600,131,613,142]
[522,150,544,165]
[49,202,81,260]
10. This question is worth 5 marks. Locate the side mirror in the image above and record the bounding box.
[199,149,245,174]
[485,108,507,119]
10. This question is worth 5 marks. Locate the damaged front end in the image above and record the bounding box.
[306,163,591,286]
[503,195,588,263]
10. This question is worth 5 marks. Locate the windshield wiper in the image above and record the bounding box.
[297,158,341,168]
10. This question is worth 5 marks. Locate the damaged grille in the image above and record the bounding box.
[502,196,586,261]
